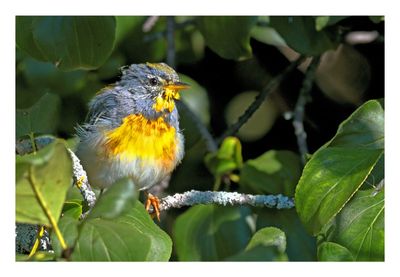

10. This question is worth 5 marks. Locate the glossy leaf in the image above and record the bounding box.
[173,205,252,261]
[270,16,337,56]
[256,209,317,261]
[239,150,302,197]
[71,202,172,261]
[88,178,137,220]
[196,16,258,60]
[295,100,384,235]
[226,227,288,261]
[16,16,116,71]
[16,93,61,139]
[327,189,384,261]
[16,140,72,226]
[318,242,354,261]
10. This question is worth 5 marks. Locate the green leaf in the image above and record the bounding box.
[87,177,137,219]
[205,137,243,177]
[270,16,338,56]
[51,215,79,258]
[173,205,252,261]
[256,209,317,261]
[326,189,384,261]
[62,200,83,219]
[196,16,258,60]
[226,227,288,261]
[16,16,116,71]
[71,202,172,261]
[16,140,72,226]
[239,150,302,197]
[16,93,61,139]
[295,100,384,235]
[21,58,87,96]
[315,16,348,31]
[318,242,354,261]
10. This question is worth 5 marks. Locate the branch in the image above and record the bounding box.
[67,149,97,212]
[217,55,306,144]
[292,56,320,165]
[150,190,294,213]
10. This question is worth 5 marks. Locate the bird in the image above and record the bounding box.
[75,63,189,220]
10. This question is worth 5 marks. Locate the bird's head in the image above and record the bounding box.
[118,63,189,114]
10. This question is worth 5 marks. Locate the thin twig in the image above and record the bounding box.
[177,101,218,152]
[148,190,294,213]
[293,56,320,165]
[217,55,306,144]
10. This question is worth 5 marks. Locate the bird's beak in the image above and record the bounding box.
[164,82,190,91]
[163,81,190,100]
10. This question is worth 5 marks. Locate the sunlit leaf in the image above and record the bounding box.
[295,100,384,235]
[16,140,72,226]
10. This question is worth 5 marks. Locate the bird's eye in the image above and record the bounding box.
[149,77,159,86]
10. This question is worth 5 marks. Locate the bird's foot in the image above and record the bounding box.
[145,193,161,221]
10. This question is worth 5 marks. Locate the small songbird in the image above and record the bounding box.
[75,63,189,220]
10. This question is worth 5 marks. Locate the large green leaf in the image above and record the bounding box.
[295,100,384,235]
[87,177,137,220]
[16,140,72,226]
[71,202,172,261]
[16,16,116,71]
[270,16,338,56]
[226,227,288,261]
[196,16,258,60]
[173,204,252,261]
[239,150,302,197]
[16,92,61,139]
[256,209,317,261]
[326,189,384,261]
[317,242,354,261]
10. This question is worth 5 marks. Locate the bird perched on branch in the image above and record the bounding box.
[75,63,189,220]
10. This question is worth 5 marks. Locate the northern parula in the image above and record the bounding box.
[75,63,189,219]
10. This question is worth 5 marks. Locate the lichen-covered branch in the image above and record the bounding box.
[67,149,96,212]
[149,190,295,213]
[293,56,320,165]
[217,55,306,144]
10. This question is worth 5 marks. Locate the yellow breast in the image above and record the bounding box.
[103,114,177,171]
